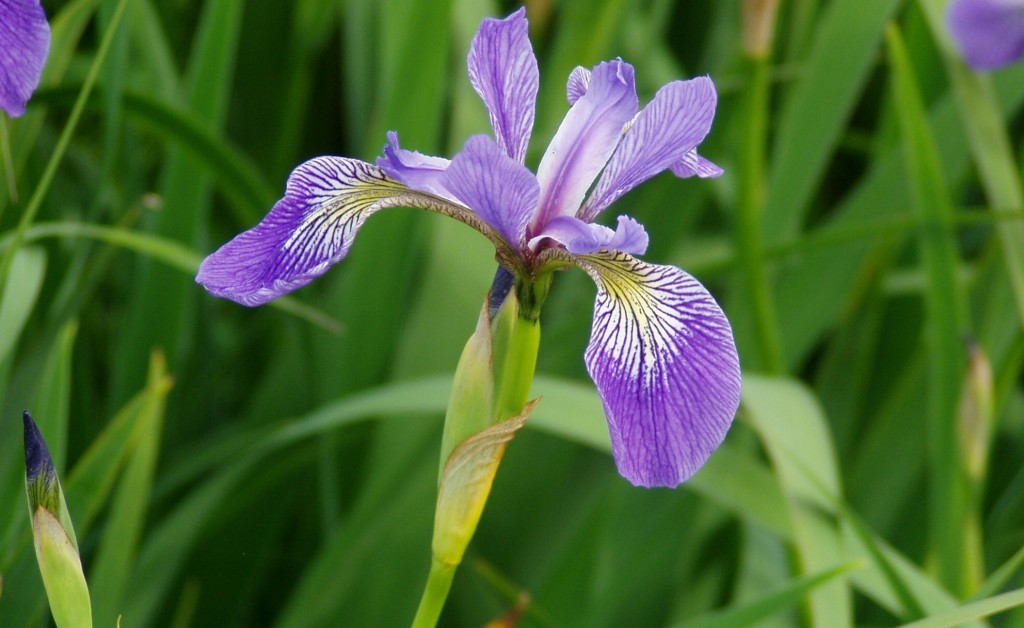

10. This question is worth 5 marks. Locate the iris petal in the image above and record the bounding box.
[376,131,456,201]
[574,252,740,487]
[444,135,539,249]
[533,60,638,231]
[197,157,500,306]
[467,7,539,164]
[946,0,1024,70]
[0,0,50,118]
[671,147,724,179]
[581,76,718,221]
[532,215,648,256]
[566,66,591,105]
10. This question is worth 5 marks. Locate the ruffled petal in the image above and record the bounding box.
[0,0,50,118]
[197,157,499,306]
[581,76,718,221]
[574,252,740,487]
[531,215,648,256]
[467,7,539,164]
[376,131,457,201]
[670,147,724,179]
[566,66,591,105]
[532,59,638,230]
[946,0,1024,70]
[443,134,539,248]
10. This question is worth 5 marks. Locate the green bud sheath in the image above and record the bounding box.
[24,412,92,627]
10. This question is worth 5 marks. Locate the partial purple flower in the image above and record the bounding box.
[946,0,1024,70]
[197,8,740,488]
[0,0,51,117]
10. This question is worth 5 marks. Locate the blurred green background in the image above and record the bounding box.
[1,0,1023,625]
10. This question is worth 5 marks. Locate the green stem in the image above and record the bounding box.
[736,53,785,374]
[411,558,457,628]
[0,0,129,308]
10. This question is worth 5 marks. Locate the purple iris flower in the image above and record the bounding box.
[0,0,50,117]
[946,0,1024,70]
[197,8,741,488]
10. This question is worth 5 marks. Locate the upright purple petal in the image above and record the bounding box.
[0,0,50,118]
[468,7,539,164]
[197,157,496,306]
[574,252,740,487]
[581,76,718,222]
[946,0,1024,70]
[376,131,457,201]
[443,135,539,248]
[532,60,638,231]
[531,215,648,256]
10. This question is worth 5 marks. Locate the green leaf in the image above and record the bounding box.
[89,351,170,626]
[0,247,46,367]
[675,562,863,628]
[900,588,1024,628]
[742,375,851,626]
[762,0,902,241]
[887,23,972,595]
[28,322,79,475]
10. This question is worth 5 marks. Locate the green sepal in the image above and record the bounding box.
[24,412,92,627]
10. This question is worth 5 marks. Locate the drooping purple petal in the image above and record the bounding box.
[671,147,724,179]
[574,252,740,487]
[566,66,591,105]
[197,157,497,306]
[467,7,539,164]
[581,76,719,222]
[532,60,638,231]
[443,134,539,248]
[376,131,457,201]
[0,0,50,118]
[946,0,1024,70]
[531,215,648,256]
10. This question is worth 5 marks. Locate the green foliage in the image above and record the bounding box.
[1,0,1023,625]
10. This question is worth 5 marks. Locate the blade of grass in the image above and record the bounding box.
[742,376,852,626]
[114,0,244,404]
[674,562,863,628]
[901,588,1024,628]
[887,23,973,595]
[762,0,902,241]
[89,351,170,626]
[29,322,78,475]
[0,247,46,367]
